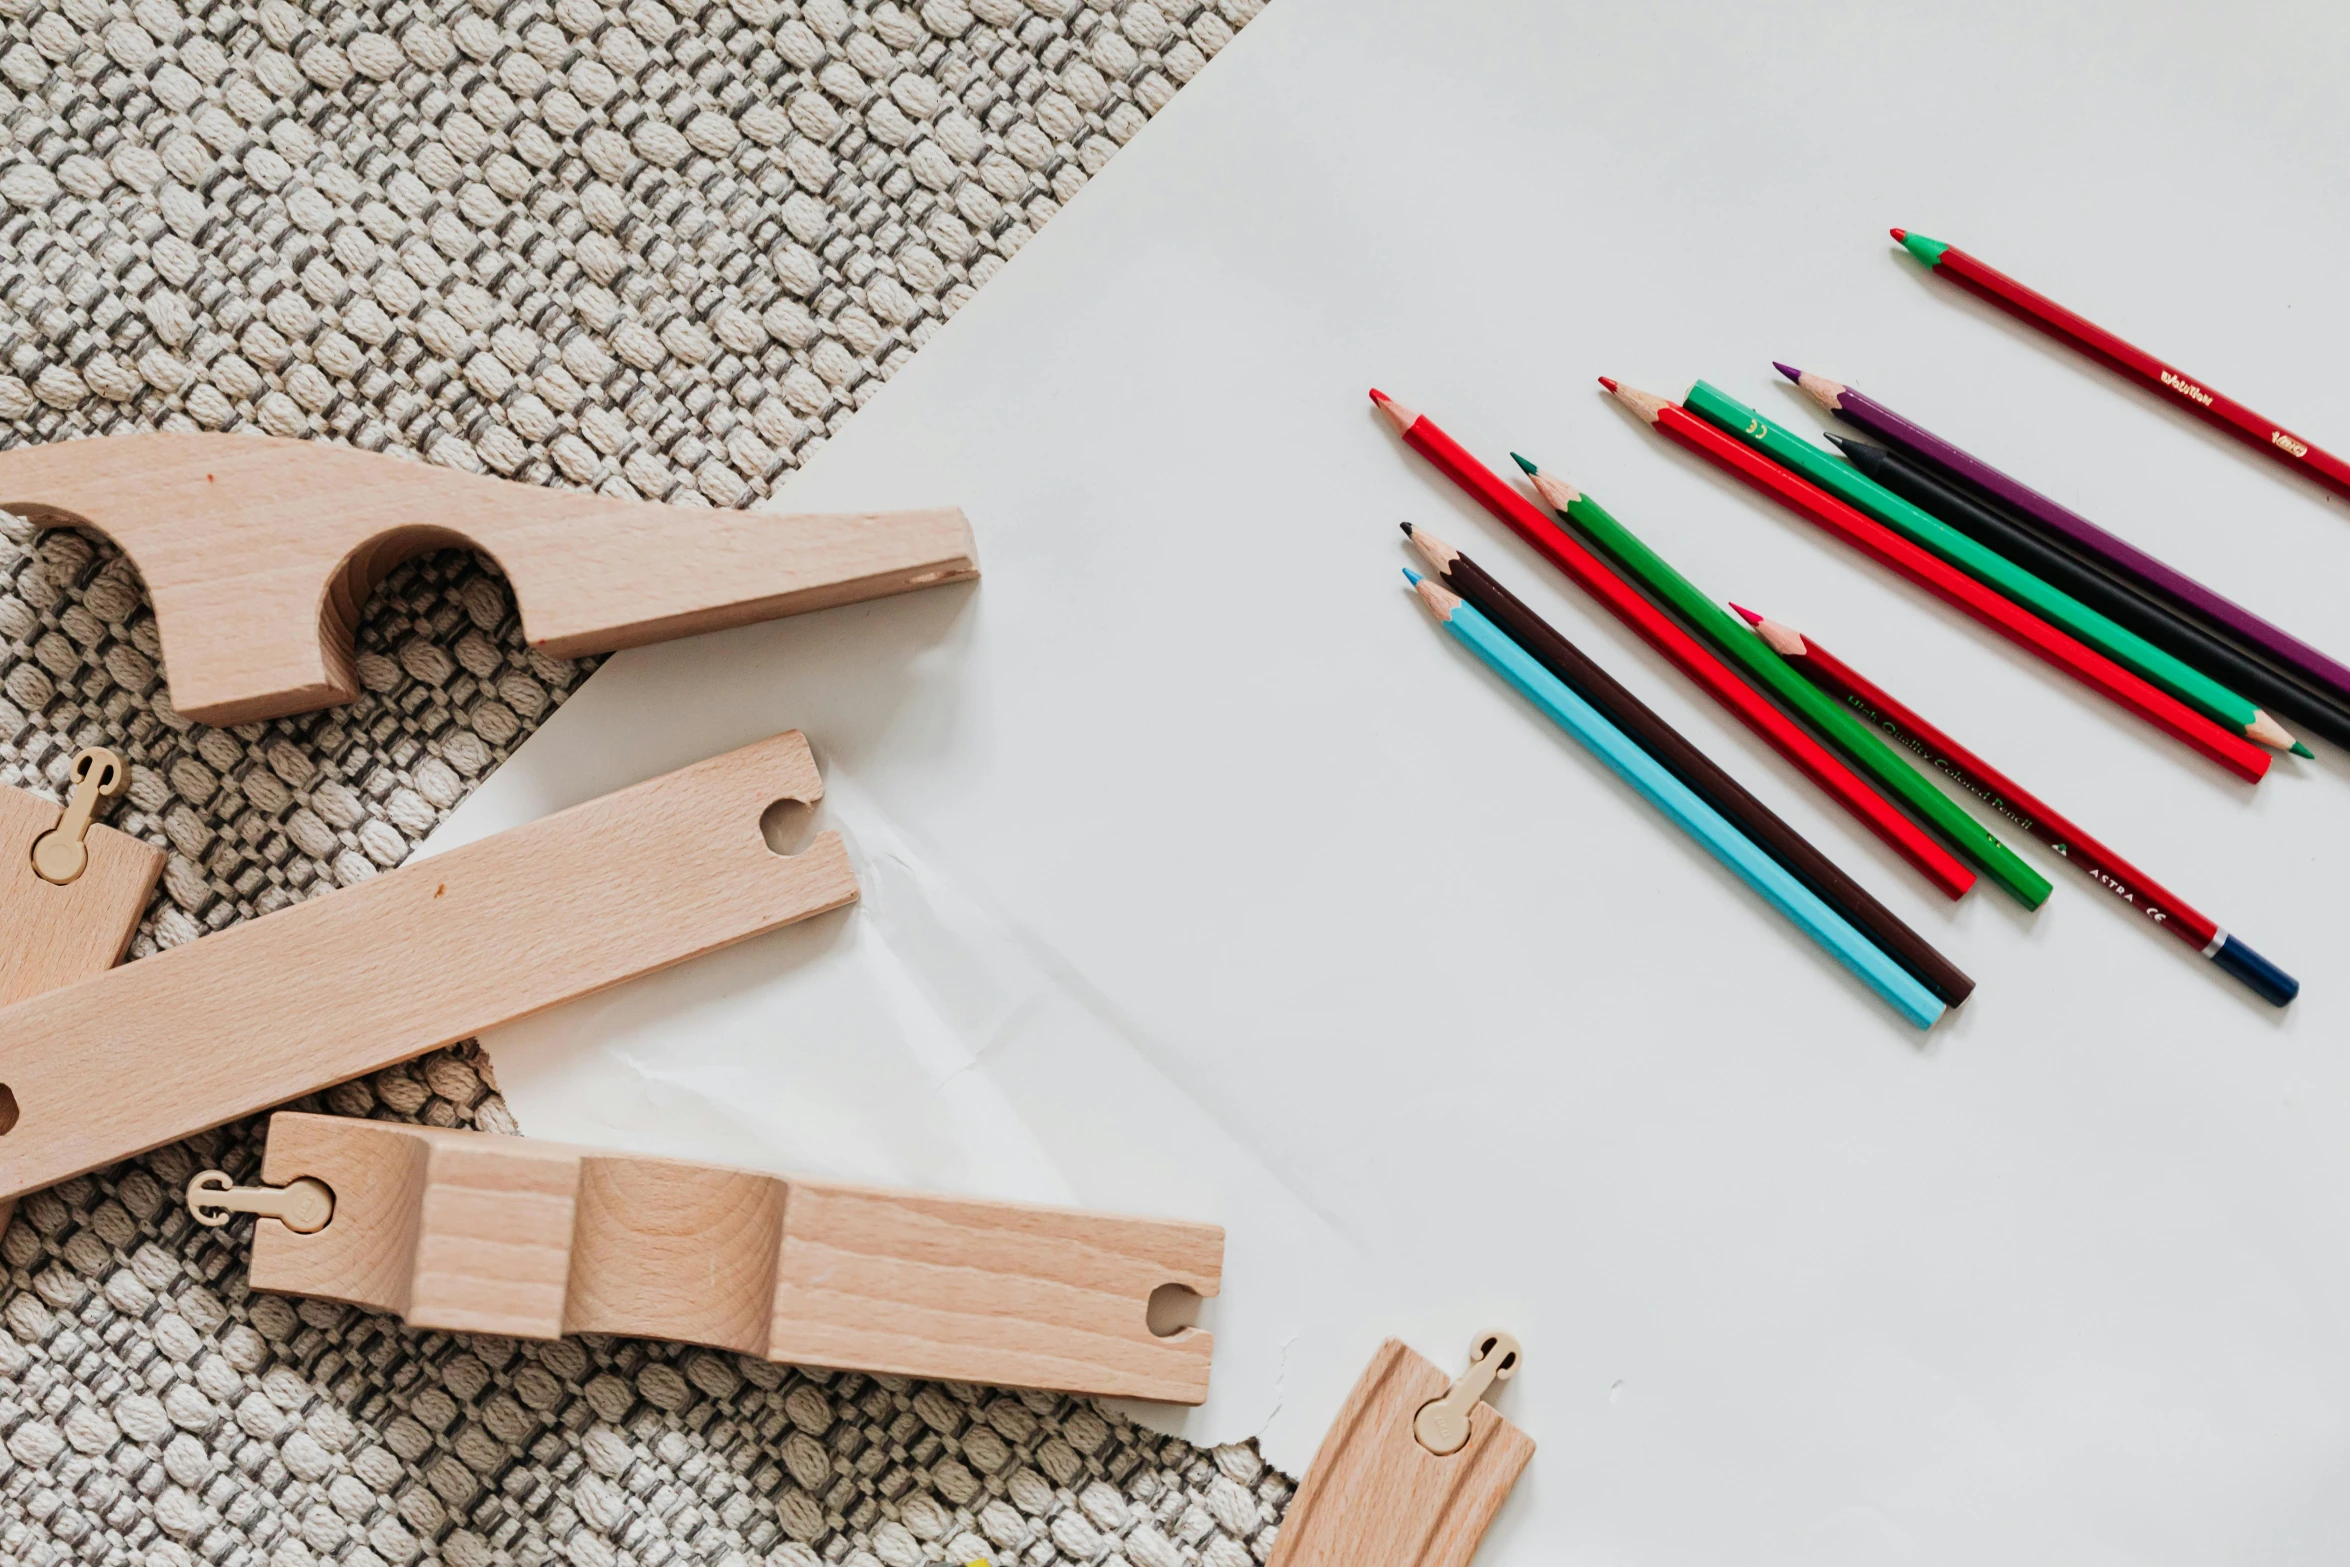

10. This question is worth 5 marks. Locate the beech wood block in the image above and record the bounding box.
[0,732,857,1201]
[250,1112,1224,1403]
[0,432,978,725]
[1266,1339,1534,1567]
[0,782,165,1234]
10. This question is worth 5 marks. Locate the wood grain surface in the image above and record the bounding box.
[1266,1339,1534,1567]
[0,732,857,1201]
[250,1112,1225,1403]
[0,432,978,724]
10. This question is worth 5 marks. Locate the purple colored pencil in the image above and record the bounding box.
[1775,363,2350,706]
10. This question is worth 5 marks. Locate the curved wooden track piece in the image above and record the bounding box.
[0,432,978,725]
[244,1112,1224,1404]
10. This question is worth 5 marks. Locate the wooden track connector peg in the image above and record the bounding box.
[1265,1334,1535,1567]
[0,432,980,726]
[210,1112,1225,1405]
[0,751,164,1236]
[0,732,858,1204]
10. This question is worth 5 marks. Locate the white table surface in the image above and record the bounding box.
[424,1,2350,1559]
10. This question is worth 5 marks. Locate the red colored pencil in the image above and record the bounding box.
[1736,604,2297,1009]
[1371,388,1976,899]
[1600,379,2272,784]
[1896,229,2350,505]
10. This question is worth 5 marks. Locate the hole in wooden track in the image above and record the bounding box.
[759,798,817,856]
[0,1084,17,1136]
[1146,1283,1201,1338]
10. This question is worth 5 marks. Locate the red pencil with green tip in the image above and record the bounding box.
[1734,602,2298,1009]
[1893,228,2350,505]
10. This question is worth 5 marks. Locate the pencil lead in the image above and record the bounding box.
[1728,602,1763,627]
[1822,431,1852,453]
[1599,379,1670,425]
[1772,362,1802,383]
[1402,567,1422,585]
[1369,388,1418,435]
[1889,227,1906,242]
[1507,452,1537,476]
[2293,741,2317,759]
[1403,523,1459,574]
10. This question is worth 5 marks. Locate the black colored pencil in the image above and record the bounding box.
[1828,435,2350,753]
[1401,522,1973,1009]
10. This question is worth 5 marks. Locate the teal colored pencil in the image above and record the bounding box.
[1407,570,1945,1030]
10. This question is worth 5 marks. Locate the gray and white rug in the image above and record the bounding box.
[0,0,1292,1561]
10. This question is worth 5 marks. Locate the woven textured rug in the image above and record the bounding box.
[0,0,1294,1562]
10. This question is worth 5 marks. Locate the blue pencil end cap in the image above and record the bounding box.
[2211,934,2299,1007]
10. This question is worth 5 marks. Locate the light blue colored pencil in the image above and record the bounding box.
[1407,569,1944,1030]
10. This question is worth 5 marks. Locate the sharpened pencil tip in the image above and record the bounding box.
[1367,388,1390,406]
[1596,376,1618,393]
[1398,520,1413,536]
[2294,741,2317,758]
[1889,227,1906,242]
[1402,567,1422,585]
[1728,603,1763,627]
[1822,431,1851,453]
[1772,362,1801,382]
[1509,452,1537,475]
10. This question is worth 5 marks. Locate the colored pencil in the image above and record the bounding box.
[1599,379,2272,784]
[1828,433,2350,753]
[1512,455,2050,910]
[1371,389,1978,900]
[1893,229,2350,506]
[1680,381,2298,753]
[1736,605,2299,1009]
[1777,361,2350,710]
[1407,571,1945,1029]
[1405,522,1974,1007]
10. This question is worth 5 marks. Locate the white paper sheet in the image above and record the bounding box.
[421,0,2350,1557]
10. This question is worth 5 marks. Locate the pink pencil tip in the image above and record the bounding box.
[1367,388,1390,405]
[1728,602,1764,626]
[1596,376,1618,392]
[1889,227,1906,242]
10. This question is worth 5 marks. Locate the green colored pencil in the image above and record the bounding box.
[1514,453,2052,910]
[1680,381,2298,753]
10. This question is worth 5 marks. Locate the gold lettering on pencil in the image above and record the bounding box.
[2161,369,2214,407]
[2272,430,2310,458]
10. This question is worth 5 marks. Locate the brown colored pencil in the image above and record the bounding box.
[1403,522,1973,1009]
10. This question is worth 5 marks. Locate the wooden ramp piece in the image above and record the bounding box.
[0,732,857,1203]
[236,1112,1224,1404]
[0,769,165,1235]
[0,432,978,725]
[1266,1337,1534,1567]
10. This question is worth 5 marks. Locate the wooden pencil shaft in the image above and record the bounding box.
[246,1113,1223,1403]
[1427,593,1943,1027]
[1438,547,1972,1007]
[1549,486,2051,909]
[0,733,859,1201]
[1380,403,1977,900]
[1648,400,2272,783]
[1806,374,2350,705]
[1686,384,2265,735]
[1907,234,2350,506]
[1851,442,2350,750]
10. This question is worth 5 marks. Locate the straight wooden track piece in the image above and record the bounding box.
[0,432,979,725]
[0,732,857,1202]
[198,1112,1225,1404]
[1266,1335,1534,1567]
[0,752,165,1233]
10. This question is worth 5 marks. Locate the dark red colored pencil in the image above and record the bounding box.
[1896,229,2350,504]
[1600,379,2272,784]
[1371,389,1976,898]
[1738,604,2297,1009]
